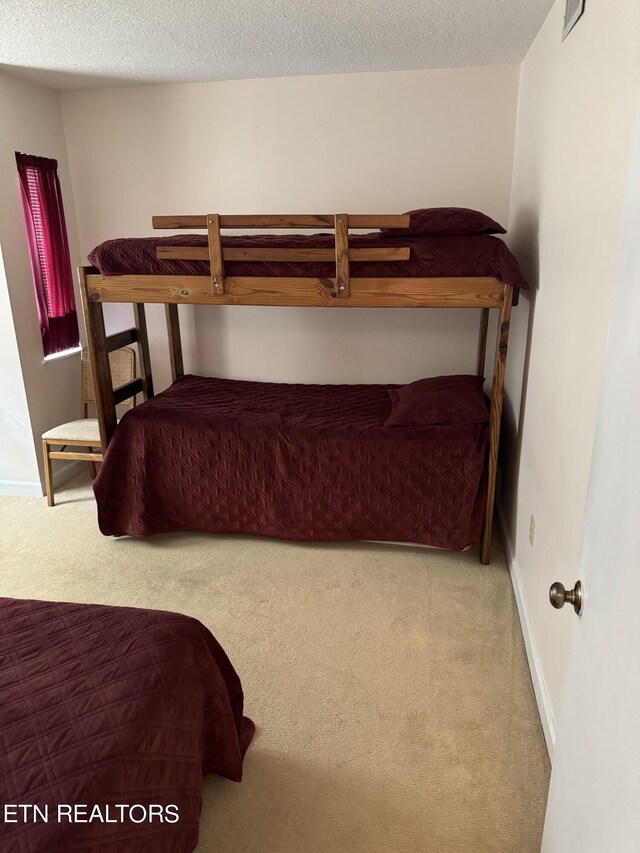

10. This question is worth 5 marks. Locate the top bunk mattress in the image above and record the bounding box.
[88,232,529,289]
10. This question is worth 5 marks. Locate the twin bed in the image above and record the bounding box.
[80,207,526,563]
[94,373,490,550]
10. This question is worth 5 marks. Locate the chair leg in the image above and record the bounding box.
[89,458,98,479]
[42,440,54,507]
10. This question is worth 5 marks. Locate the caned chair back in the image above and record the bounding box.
[81,347,137,412]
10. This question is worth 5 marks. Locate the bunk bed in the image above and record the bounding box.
[79,209,526,564]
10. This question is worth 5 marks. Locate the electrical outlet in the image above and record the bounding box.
[529,514,536,547]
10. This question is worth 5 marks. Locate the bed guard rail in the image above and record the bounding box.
[151,213,411,299]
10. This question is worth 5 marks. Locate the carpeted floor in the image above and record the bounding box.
[0,475,549,852]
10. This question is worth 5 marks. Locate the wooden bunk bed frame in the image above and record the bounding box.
[78,213,513,565]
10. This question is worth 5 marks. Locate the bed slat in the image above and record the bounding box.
[106,327,138,352]
[113,378,144,405]
[152,214,411,230]
[156,246,411,263]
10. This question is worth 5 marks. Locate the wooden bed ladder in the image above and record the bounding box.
[79,268,155,450]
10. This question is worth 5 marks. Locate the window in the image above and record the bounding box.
[15,152,80,357]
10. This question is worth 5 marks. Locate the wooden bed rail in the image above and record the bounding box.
[105,327,138,352]
[156,246,411,263]
[84,275,505,307]
[152,212,412,300]
[152,214,411,229]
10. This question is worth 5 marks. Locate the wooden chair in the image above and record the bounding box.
[41,346,137,506]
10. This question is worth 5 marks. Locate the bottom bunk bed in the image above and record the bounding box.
[0,597,253,853]
[94,373,489,551]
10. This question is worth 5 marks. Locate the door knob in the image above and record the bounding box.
[549,580,584,616]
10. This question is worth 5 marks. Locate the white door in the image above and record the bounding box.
[541,110,640,851]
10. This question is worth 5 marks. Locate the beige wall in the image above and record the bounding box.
[502,0,640,743]
[61,65,520,390]
[0,71,83,492]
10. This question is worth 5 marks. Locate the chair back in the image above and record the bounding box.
[81,347,137,412]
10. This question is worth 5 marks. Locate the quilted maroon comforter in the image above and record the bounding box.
[0,597,254,853]
[88,232,528,289]
[94,375,489,550]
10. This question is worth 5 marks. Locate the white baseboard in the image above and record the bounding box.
[0,479,43,497]
[497,502,556,760]
[0,461,85,498]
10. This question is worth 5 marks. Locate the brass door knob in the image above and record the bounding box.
[549,580,584,616]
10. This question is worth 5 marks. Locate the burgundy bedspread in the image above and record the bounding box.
[88,232,528,289]
[0,597,254,853]
[94,375,488,550]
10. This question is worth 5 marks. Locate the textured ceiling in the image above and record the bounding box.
[0,0,553,91]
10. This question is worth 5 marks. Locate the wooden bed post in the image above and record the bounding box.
[335,214,350,297]
[481,284,513,565]
[78,267,117,450]
[476,308,490,377]
[165,304,184,381]
[132,303,154,399]
[207,213,225,294]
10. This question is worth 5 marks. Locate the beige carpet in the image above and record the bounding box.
[0,475,549,852]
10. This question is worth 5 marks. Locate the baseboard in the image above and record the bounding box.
[0,461,85,498]
[497,502,556,760]
[0,479,43,497]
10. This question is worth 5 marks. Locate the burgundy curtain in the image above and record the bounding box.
[16,153,79,356]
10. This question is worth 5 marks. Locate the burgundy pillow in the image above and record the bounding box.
[382,207,506,238]
[385,375,489,427]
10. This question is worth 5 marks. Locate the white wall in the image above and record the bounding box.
[0,70,83,493]
[0,244,39,486]
[61,65,520,390]
[541,97,640,853]
[502,0,640,746]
